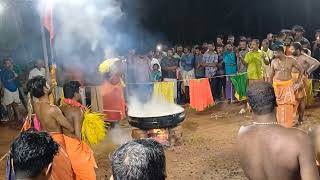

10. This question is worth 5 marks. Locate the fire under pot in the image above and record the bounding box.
[128,110,186,146]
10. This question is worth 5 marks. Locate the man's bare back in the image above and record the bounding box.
[238,125,319,180]
[238,82,319,180]
[37,101,74,133]
[60,104,84,139]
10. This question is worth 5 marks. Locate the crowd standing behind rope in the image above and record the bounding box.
[1,25,320,124]
[127,26,320,116]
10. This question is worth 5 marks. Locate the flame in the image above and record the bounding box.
[147,128,169,145]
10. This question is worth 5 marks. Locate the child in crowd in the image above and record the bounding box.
[151,63,162,82]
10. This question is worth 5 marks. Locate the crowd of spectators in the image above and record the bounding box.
[126,25,320,105]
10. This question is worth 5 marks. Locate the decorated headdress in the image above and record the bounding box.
[98,58,121,75]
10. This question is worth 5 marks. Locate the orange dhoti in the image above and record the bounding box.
[292,73,307,115]
[101,80,126,121]
[64,135,97,180]
[50,133,74,180]
[273,79,296,128]
[189,78,214,111]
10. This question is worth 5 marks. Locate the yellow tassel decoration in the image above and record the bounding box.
[81,108,107,146]
[98,58,120,75]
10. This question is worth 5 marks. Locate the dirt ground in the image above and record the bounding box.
[1,102,320,180]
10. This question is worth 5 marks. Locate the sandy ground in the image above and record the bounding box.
[1,102,320,180]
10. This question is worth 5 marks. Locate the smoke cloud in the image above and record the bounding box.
[109,123,132,145]
[36,0,160,85]
[128,96,184,117]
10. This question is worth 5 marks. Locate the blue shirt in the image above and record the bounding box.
[223,52,237,75]
[0,69,18,92]
[181,53,195,71]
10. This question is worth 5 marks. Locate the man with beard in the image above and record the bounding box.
[291,42,320,125]
[60,81,98,180]
[270,46,303,128]
[174,45,184,59]
[237,82,319,180]
[27,76,74,180]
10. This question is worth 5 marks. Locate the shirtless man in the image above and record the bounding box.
[291,42,320,125]
[270,45,303,128]
[309,125,320,172]
[27,76,74,180]
[237,82,319,180]
[60,81,97,180]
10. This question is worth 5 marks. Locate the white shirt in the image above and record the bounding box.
[29,68,46,80]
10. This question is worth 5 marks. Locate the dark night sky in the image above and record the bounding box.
[1,0,320,63]
[122,0,320,45]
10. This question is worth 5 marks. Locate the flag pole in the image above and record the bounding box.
[40,0,57,105]
[40,14,50,82]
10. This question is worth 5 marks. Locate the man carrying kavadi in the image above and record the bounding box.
[60,81,106,180]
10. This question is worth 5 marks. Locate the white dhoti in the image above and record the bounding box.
[3,88,20,106]
[182,69,195,86]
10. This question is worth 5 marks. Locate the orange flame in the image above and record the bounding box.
[147,128,169,145]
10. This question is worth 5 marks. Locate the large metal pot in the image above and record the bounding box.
[128,111,186,130]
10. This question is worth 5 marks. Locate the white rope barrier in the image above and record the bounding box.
[125,72,248,85]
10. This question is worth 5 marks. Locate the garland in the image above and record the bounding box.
[63,98,85,109]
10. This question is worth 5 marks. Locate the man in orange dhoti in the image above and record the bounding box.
[291,42,320,125]
[27,76,75,180]
[60,81,98,180]
[101,78,126,121]
[270,46,303,128]
[99,58,126,121]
